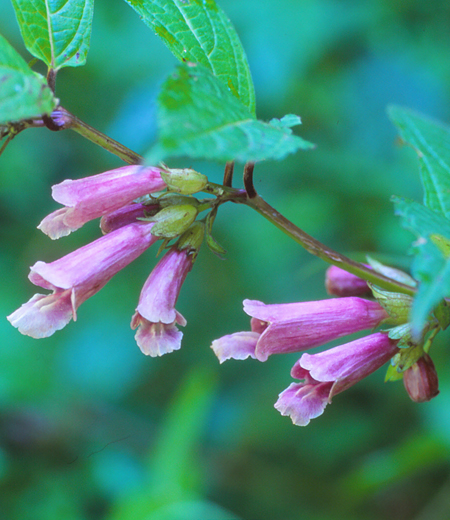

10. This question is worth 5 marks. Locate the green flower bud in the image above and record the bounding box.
[149,204,198,238]
[160,167,208,195]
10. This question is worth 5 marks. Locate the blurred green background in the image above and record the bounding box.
[2,1,450,519]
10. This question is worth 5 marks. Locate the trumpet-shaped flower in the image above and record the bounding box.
[131,248,193,357]
[211,297,389,362]
[275,332,399,426]
[38,165,166,239]
[8,222,158,338]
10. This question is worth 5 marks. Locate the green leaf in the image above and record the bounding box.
[108,367,217,520]
[388,105,450,219]
[122,0,256,115]
[393,196,450,335]
[11,0,94,70]
[0,33,56,124]
[148,64,314,164]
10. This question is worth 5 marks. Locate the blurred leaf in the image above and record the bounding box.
[11,0,94,70]
[147,500,242,520]
[338,432,448,504]
[388,105,450,218]
[148,63,314,164]
[393,196,450,335]
[122,0,255,115]
[0,33,56,124]
[108,366,217,520]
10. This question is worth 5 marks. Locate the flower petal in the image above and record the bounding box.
[274,381,332,426]
[211,331,260,363]
[132,313,183,357]
[7,291,74,338]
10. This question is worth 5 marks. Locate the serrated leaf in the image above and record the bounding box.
[0,33,56,124]
[11,0,94,70]
[269,114,302,129]
[123,0,255,114]
[393,196,450,335]
[148,64,314,164]
[388,105,450,218]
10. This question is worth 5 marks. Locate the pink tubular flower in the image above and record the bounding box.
[325,265,371,297]
[131,248,193,357]
[275,332,399,426]
[100,202,158,234]
[38,165,166,239]
[7,222,158,338]
[211,297,389,362]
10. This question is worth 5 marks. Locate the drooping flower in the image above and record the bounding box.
[38,165,166,239]
[211,297,389,362]
[403,353,439,402]
[275,332,399,426]
[325,265,371,297]
[7,222,158,338]
[131,247,193,357]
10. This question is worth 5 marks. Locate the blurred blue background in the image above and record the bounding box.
[2,0,450,519]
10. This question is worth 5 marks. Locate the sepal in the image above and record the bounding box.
[176,221,205,257]
[370,285,412,325]
[147,204,198,238]
[160,166,208,195]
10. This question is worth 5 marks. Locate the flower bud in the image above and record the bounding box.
[325,266,370,297]
[149,204,198,238]
[403,353,439,402]
[100,203,158,234]
[160,167,208,195]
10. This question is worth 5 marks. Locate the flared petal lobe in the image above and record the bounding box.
[211,331,260,363]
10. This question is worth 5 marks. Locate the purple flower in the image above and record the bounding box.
[7,222,158,338]
[100,202,158,234]
[275,332,399,426]
[38,165,166,239]
[131,248,193,357]
[211,297,389,362]
[325,265,370,297]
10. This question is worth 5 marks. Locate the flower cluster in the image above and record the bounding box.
[8,165,203,356]
[211,265,439,426]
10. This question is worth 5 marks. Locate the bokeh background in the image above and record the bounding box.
[2,1,450,519]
